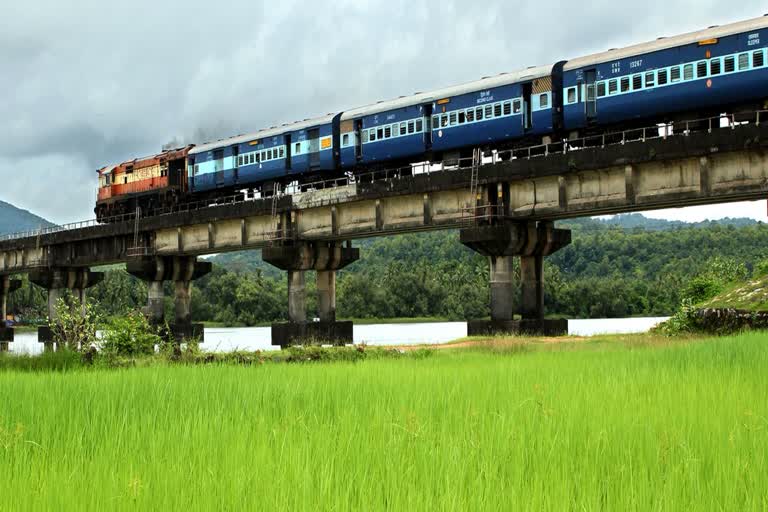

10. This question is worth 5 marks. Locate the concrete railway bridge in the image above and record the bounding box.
[2,112,768,349]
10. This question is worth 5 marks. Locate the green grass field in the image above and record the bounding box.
[1,333,767,510]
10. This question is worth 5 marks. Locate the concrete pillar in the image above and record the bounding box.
[174,280,192,326]
[288,271,307,323]
[489,256,514,322]
[47,287,63,322]
[317,270,336,322]
[146,281,165,325]
[520,253,544,320]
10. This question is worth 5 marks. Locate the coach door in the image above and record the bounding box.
[284,134,292,170]
[423,104,433,149]
[308,128,321,168]
[522,83,533,131]
[214,149,225,186]
[585,69,598,123]
[355,120,363,161]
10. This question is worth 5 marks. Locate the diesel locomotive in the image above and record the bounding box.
[96,15,768,220]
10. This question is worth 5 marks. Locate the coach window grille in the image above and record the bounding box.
[657,69,668,85]
[476,107,483,120]
[595,82,605,97]
[503,101,512,115]
[238,156,243,166]
[644,72,655,88]
[408,121,415,134]
[710,59,721,76]
[377,128,384,140]
[467,109,475,122]
[362,131,369,144]
[255,152,260,163]
[449,112,457,125]
[567,87,577,104]
[670,67,681,82]
[724,56,735,73]
[458,111,466,124]
[415,119,423,132]
[697,61,708,78]
[400,122,407,136]
[492,103,501,117]
[683,64,694,81]
[384,126,391,138]
[279,147,285,158]
[540,94,549,108]
[485,105,493,118]
[513,100,521,114]
[739,53,750,70]
[432,116,440,129]
[620,78,629,95]
[441,115,448,128]
[630,74,641,90]
[754,50,765,68]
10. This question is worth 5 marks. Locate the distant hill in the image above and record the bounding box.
[559,213,760,231]
[0,200,54,236]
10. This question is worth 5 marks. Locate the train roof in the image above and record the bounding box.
[97,146,192,174]
[340,65,552,121]
[190,114,337,155]
[565,15,768,71]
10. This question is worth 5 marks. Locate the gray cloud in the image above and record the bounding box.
[0,0,765,222]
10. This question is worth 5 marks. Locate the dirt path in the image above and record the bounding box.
[389,336,589,352]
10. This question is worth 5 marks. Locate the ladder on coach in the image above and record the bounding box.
[271,183,281,240]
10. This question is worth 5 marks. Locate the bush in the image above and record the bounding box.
[100,312,162,357]
[51,298,100,351]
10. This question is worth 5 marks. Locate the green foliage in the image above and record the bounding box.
[50,298,100,351]
[653,298,698,335]
[100,312,162,357]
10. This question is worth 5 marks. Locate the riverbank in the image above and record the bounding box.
[1,330,765,509]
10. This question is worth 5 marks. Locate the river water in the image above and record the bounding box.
[7,317,668,355]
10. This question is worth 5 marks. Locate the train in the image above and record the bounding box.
[96,15,768,220]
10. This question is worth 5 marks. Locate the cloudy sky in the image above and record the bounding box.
[1,0,766,224]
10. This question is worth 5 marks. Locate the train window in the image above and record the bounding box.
[295,142,302,152]
[441,115,448,127]
[657,69,668,85]
[620,78,630,93]
[670,67,681,82]
[631,75,642,90]
[458,111,466,124]
[476,107,483,120]
[503,101,512,115]
[467,109,475,122]
[279,147,285,158]
[567,87,577,104]
[697,61,708,78]
[268,150,273,160]
[724,56,735,73]
[512,100,521,114]
[369,130,376,142]
[645,72,655,88]
[237,156,243,166]
[384,126,391,138]
[597,82,606,97]
[753,50,765,68]
[485,105,493,118]
[408,121,415,133]
[683,64,694,81]
[608,80,618,95]
[256,153,260,163]
[194,165,199,176]
[739,53,750,70]
[415,119,423,132]
[540,94,549,108]
[449,112,457,125]
[494,104,502,117]
[342,134,349,146]
[710,59,721,76]
[362,131,369,144]
[377,128,384,140]
[432,116,440,129]
[400,122,407,136]
[246,154,251,164]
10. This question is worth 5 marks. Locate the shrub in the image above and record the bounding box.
[51,298,100,351]
[100,312,162,357]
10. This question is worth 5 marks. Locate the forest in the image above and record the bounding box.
[7,214,768,324]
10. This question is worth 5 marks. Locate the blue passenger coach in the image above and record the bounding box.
[563,17,768,131]
[188,115,337,194]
